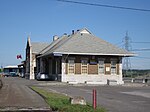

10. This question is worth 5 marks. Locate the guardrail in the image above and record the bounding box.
[123,77,150,83]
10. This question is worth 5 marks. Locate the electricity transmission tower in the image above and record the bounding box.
[123,32,132,77]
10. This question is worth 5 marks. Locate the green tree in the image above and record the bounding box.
[0,68,3,73]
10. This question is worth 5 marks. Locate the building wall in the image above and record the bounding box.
[25,43,30,79]
[37,56,62,81]
[25,44,36,80]
[88,64,98,74]
[61,55,124,84]
[63,74,123,84]
[65,55,120,75]
[30,53,36,79]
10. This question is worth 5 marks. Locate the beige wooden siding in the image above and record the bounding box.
[75,63,81,74]
[105,64,111,75]
[88,64,98,74]
[66,62,68,74]
[117,64,119,75]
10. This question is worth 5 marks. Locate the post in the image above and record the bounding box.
[93,89,97,109]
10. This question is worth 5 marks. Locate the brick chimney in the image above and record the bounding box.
[53,35,59,41]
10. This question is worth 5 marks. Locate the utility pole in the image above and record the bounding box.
[123,32,132,77]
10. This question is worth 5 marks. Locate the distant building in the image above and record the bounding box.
[4,65,18,73]
[18,61,25,77]
[3,65,23,76]
[25,28,134,84]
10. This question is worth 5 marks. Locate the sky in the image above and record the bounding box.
[0,0,150,69]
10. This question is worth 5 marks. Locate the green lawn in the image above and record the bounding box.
[31,86,106,112]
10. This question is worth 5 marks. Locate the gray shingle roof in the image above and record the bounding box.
[31,42,50,54]
[39,35,69,55]
[42,28,134,57]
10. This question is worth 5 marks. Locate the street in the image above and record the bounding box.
[0,77,150,112]
[0,77,51,111]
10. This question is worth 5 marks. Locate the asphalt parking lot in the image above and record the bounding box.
[0,77,150,112]
[0,77,51,111]
[35,82,150,112]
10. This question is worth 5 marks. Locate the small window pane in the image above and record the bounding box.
[81,60,88,74]
[98,60,104,74]
[111,60,116,74]
[68,59,75,74]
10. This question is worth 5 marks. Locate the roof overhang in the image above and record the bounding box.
[53,52,136,57]
[37,52,136,58]
[4,65,18,68]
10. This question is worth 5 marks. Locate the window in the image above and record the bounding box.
[98,60,104,74]
[81,59,88,74]
[111,60,117,74]
[68,59,75,74]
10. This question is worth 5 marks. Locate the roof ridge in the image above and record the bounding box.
[42,29,94,56]
[31,42,49,44]
[52,35,74,50]
[53,32,134,56]
[39,41,58,54]
[42,35,70,56]
[39,28,135,57]
[73,27,92,35]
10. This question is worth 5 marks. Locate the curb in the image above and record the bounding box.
[28,86,52,112]
[0,107,52,112]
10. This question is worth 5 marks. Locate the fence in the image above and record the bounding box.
[123,77,150,83]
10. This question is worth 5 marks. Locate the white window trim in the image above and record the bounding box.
[81,59,88,74]
[68,59,75,74]
[98,60,105,74]
[111,59,117,74]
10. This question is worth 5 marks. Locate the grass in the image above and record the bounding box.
[31,86,106,112]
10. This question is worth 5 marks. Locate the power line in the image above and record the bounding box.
[115,41,150,45]
[131,42,150,44]
[131,48,150,51]
[56,0,150,12]
[115,41,124,46]
[135,56,150,59]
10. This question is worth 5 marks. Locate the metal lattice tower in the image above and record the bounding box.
[123,32,132,71]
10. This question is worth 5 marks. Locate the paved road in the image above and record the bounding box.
[0,77,51,111]
[36,83,150,112]
[1,77,150,112]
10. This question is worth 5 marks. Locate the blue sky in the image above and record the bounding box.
[0,0,150,69]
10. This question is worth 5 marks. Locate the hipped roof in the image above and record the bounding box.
[41,28,135,57]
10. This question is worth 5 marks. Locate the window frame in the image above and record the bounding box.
[81,59,88,74]
[111,59,117,74]
[98,59,105,74]
[68,59,75,74]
